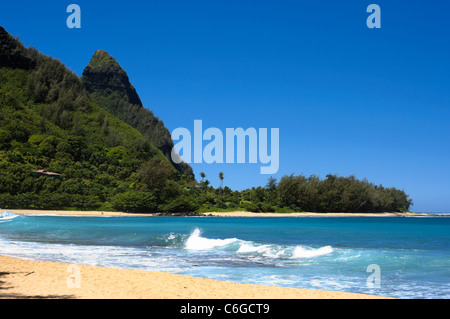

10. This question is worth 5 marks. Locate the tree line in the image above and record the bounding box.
[183,172,412,214]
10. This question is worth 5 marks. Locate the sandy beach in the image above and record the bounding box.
[7,209,418,218]
[204,211,418,218]
[0,255,388,299]
[7,209,156,217]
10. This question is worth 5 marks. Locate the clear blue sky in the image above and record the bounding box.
[1,1,449,212]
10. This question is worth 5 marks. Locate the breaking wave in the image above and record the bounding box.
[185,228,239,250]
[292,245,333,258]
[184,228,333,259]
[0,211,19,222]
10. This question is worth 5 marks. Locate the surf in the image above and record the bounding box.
[1,216,448,299]
[185,228,239,251]
[184,228,334,259]
[291,245,333,258]
[0,211,19,222]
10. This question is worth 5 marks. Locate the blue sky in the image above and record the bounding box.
[1,1,449,212]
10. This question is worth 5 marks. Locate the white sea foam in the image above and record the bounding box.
[185,228,239,251]
[237,243,288,258]
[291,245,333,259]
[237,243,269,253]
[185,228,333,259]
[0,211,19,222]
[0,236,189,273]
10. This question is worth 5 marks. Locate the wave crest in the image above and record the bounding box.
[0,211,19,222]
[184,228,333,259]
[291,245,333,258]
[185,228,239,251]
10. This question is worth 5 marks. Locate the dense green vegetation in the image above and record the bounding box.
[0,27,195,212]
[81,50,193,176]
[187,172,412,214]
[0,26,412,214]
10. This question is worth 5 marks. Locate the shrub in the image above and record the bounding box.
[260,202,275,213]
[111,191,157,213]
[241,201,260,213]
[163,195,199,213]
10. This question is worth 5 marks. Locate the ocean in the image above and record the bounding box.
[0,212,449,299]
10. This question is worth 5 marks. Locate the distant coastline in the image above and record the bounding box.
[7,209,421,218]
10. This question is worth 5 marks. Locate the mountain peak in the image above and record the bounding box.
[81,49,194,176]
[82,50,142,106]
[88,50,119,70]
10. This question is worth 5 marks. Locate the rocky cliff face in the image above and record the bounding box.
[81,50,193,176]
[82,50,142,106]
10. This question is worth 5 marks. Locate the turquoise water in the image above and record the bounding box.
[0,212,449,299]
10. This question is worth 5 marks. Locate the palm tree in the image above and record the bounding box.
[219,172,224,196]
[205,180,210,193]
[199,172,207,194]
[200,172,206,183]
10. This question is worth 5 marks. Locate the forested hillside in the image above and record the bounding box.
[0,26,196,212]
[82,50,193,176]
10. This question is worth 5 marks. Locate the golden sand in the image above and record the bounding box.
[204,211,417,217]
[0,255,389,299]
[7,209,156,217]
[8,209,417,218]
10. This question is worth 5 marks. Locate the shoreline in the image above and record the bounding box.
[203,211,419,218]
[0,255,389,299]
[6,209,420,218]
[6,209,156,217]
[1,210,399,299]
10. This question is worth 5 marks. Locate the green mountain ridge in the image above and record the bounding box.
[0,26,196,212]
[82,49,192,176]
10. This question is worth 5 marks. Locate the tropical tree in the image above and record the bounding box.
[219,172,224,196]
[205,180,210,193]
